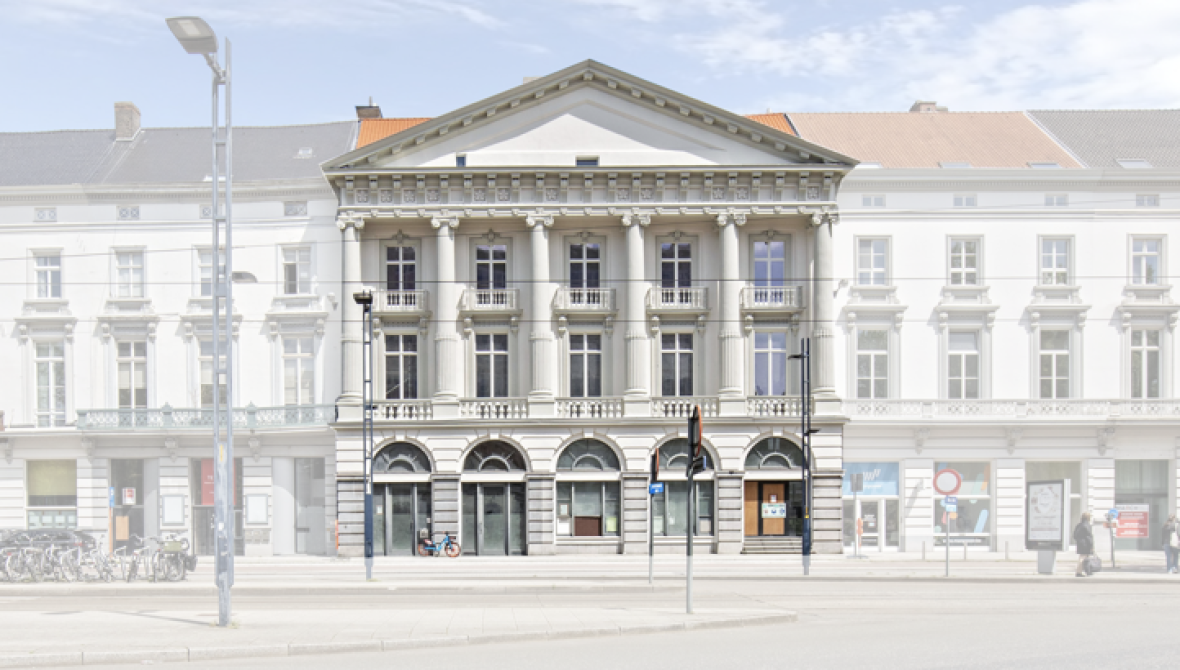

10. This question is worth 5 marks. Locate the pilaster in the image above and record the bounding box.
[715,472,744,554]
[622,472,649,554]
[527,473,556,555]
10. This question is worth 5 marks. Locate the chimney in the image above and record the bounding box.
[356,96,382,119]
[115,101,141,140]
[909,100,948,113]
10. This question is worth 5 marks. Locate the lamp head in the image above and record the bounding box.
[353,290,373,307]
[165,16,218,55]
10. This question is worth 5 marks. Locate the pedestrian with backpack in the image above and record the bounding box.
[1074,512,1094,577]
[1164,515,1178,574]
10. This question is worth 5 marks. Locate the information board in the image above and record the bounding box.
[762,503,787,519]
[1026,479,1070,551]
[1115,505,1150,539]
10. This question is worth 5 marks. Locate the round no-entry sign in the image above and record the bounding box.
[933,468,962,496]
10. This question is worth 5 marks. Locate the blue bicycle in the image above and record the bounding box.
[417,531,461,558]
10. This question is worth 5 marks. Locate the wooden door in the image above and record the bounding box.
[743,481,759,536]
[762,483,786,535]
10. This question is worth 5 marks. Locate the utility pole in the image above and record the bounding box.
[791,339,815,576]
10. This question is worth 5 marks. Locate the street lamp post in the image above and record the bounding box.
[790,339,816,576]
[165,16,234,627]
[353,290,375,579]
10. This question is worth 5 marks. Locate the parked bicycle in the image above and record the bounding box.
[417,530,461,558]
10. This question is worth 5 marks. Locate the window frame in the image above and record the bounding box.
[854,328,890,400]
[383,332,420,401]
[197,337,228,408]
[655,235,696,290]
[34,340,67,427]
[659,331,696,397]
[383,239,420,293]
[1037,329,1073,400]
[116,340,149,409]
[1044,193,1068,207]
[1136,194,1160,207]
[471,238,512,292]
[473,331,511,398]
[281,335,316,406]
[1129,328,1162,400]
[32,250,63,299]
[1129,236,1163,286]
[195,247,226,298]
[567,332,603,399]
[855,237,890,286]
[946,331,981,400]
[861,194,886,207]
[1038,237,1073,286]
[952,194,977,207]
[947,237,982,286]
[112,248,145,299]
[280,245,314,296]
[752,330,791,397]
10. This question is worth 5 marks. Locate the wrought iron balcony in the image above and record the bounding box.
[75,404,334,430]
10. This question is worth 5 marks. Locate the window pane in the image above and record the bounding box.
[570,355,585,397]
[493,354,508,397]
[587,354,602,397]
[662,353,675,396]
[476,357,490,397]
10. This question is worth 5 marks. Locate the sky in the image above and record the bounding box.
[1,0,1177,132]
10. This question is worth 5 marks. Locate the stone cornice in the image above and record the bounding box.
[338,202,835,221]
[0,179,335,207]
[844,168,1180,191]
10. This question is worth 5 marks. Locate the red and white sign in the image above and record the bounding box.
[934,468,962,496]
[1115,505,1150,539]
[121,488,136,505]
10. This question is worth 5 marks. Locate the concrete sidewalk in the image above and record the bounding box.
[0,605,794,668]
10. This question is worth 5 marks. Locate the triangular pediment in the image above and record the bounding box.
[325,60,855,172]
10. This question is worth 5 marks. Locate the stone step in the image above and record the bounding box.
[741,536,804,555]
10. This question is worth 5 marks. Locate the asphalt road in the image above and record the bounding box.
[31,577,1179,670]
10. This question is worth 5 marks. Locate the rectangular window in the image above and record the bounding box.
[475,244,507,290]
[385,246,417,291]
[1131,238,1161,285]
[861,195,885,207]
[661,333,694,397]
[953,194,977,207]
[754,332,789,396]
[856,330,888,399]
[199,339,227,408]
[856,239,888,286]
[282,247,311,295]
[556,481,621,537]
[475,333,509,398]
[947,332,980,400]
[35,342,66,427]
[384,334,418,400]
[114,251,144,298]
[282,337,315,405]
[117,341,148,409]
[26,460,77,529]
[654,481,714,536]
[198,249,225,297]
[35,254,62,298]
[948,238,978,286]
[568,242,601,290]
[575,156,599,167]
[1136,194,1160,207]
[753,240,786,288]
[569,334,602,398]
[1040,239,1071,285]
[1130,329,1161,399]
[660,241,692,289]
[1045,194,1068,206]
[1039,330,1070,399]
[455,154,467,167]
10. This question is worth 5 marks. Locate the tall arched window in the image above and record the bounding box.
[373,442,432,474]
[744,438,803,470]
[555,439,621,539]
[463,441,527,472]
[652,438,714,537]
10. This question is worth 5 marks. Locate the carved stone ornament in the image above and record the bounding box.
[1096,426,1115,455]
[525,215,554,228]
[914,427,930,454]
[430,216,459,230]
[81,438,95,461]
[165,437,179,462]
[1005,427,1022,455]
[249,437,262,462]
[1,438,11,464]
[335,212,365,231]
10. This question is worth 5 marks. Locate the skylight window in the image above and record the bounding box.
[1028,162,1061,169]
[295,147,314,159]
[1117,159,1152,169]
[940,161,972,169]
[576,156,600,167]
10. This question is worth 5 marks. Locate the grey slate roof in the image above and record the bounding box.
[1028,110,1180,169]
[0,122,357,188]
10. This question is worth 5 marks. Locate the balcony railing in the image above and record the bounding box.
[460,397,529,419]
[553,287,616,313]
[844,399,1180,419]
[646,285,708,312]
[556,397,624,419]
[372,399,433,421]
[651,396,719,418]
[741,286,804,311]
[373,289,429,314]
[747,396,807,418]
[461,288,520,312]
[75,404,334,430]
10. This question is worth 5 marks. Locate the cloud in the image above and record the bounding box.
[615,0,1180,111]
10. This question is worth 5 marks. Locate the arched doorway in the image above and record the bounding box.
[651,438,715,538]
[461,441,527,556]
[372,442,431,556]
[743,437,805,538]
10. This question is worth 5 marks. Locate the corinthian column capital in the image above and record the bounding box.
[525,214,554,228]
[621,211,651,227]
[431,216,460,230]
[335,212,366,231]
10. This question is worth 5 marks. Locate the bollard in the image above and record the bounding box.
[922,541,926,561]
[963,542,968,561]
[1005,541,1009,561]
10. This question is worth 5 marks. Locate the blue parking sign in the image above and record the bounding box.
[649,483,665,495]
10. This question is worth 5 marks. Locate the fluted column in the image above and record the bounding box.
[812,211,838,406]
[622,213,651,417]
[337,213,365,414]
[527,215,556,415]
[717,212,746,415]
[432,216,462,417]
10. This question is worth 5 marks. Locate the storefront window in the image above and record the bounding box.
[27,460,77,529]
[934,461,991,546]
[1114,460,1170,550]
[1026,461,1083,545]
[842,463,900,549]
[654,480,714,536]
[556,440,621,538]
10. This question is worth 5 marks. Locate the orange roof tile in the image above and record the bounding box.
[357,117,431,148]
[786,112,1081,169]
[745,113,796,136]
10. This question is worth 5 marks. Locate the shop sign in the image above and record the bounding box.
[762,503,787,518]
[842,463,899,496]
[1115,505,1150,539]
[122,488,136,505]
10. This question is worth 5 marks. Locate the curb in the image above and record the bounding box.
[0,611,796,668]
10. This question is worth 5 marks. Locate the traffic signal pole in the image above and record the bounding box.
[686,405,703,615]
[793,339,813,577]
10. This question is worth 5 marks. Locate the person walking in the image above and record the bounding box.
[1074,512,1094,577]
[1164,515,1178,574]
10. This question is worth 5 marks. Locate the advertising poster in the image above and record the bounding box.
[1026,480,1067,549]
[1115,505,1150,539]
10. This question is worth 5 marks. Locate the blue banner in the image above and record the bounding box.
[842,462,899,496]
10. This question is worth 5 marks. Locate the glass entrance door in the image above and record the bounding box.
[843,499,901,550]
[743,481,804,537]
[462,483,526,556]
[373,483,432,556]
